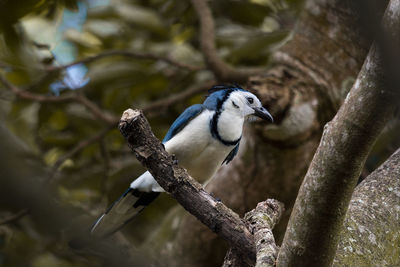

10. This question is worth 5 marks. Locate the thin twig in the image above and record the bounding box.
[0,74,75,102]
[0,74,117,124]
[143,80,215,116]
[73,93,117,124]
[0,209,28,225]
[190,0,264,82]
[45,50,203,73]
[1,73,212,124]
[99,138,112,195]
[50,127,112,177]
[104,80,215,124]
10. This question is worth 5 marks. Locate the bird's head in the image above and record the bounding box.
[204,85,273,122]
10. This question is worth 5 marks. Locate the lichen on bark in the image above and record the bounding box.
[334,148,400,266]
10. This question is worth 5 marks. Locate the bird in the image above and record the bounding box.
[90,85,273,237]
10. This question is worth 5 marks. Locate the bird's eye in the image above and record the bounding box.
[232,101,239,109]
[247,97,254,104]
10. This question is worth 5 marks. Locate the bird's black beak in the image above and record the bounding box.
[253,107,273,122]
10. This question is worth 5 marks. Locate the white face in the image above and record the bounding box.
[224,91,263,118]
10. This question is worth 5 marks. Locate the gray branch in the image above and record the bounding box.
[223,199,284,267]
[190,0,264,82]
[245,200,284,267]
[277,0,400,266]
[118,109,256,264]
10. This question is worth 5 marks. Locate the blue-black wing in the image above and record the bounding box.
[162,104,205,143]
[222,141,240,165]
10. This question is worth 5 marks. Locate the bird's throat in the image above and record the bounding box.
[210,111,243,146]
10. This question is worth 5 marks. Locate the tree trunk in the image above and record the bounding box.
[333,148,400,266]
[277,0,400,263]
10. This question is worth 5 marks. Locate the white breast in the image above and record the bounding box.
[217,110,244,142]
[164,110,235,183]
[131,109,244,192]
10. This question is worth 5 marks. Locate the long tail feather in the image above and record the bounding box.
[90,188,160,237]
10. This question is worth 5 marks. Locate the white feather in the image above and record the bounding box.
[131,109,243,190]
[130,171,165,192]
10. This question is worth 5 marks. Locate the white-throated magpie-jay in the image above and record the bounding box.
[91,85,273,237]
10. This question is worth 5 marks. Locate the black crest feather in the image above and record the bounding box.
[207,84,243,95]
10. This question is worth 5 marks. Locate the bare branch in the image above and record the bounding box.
[0,74,118,124]
[118,109,256,264]
[245,200,284,267]
[99,138,112,195]
[73,93,117,124]
[0,209,28,225]
[45,50,203,73]
[143,80,215,117]
[277,1,400,266]
[49,127,112,178]
[223,199,284,267]
[0,74,75,103]
[190,0,264,82]
[1,72,213,125]
[0,73,214,177]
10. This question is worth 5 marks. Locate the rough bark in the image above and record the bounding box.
[333,148,400,266]
[223,200,284,267]
[246,200,283,267]
[277,0,400,265]
[118,109,256,264]
[153,0,388,266]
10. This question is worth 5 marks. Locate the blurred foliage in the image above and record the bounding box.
[0,0,307,266]
[0,0,398,266]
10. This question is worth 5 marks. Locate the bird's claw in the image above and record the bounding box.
[172,154,179,165]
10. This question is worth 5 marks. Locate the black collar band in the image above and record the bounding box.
[210,112,241,146]
[208,89,241,146]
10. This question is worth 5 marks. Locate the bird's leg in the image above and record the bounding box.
[171,154,179,165]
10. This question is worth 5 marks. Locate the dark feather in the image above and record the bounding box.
[207,84,244,95]
[222,140,240,164]
[90,188,160,237]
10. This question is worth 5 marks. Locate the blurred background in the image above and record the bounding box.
[0,0,301,266]
[1,0,399,266]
